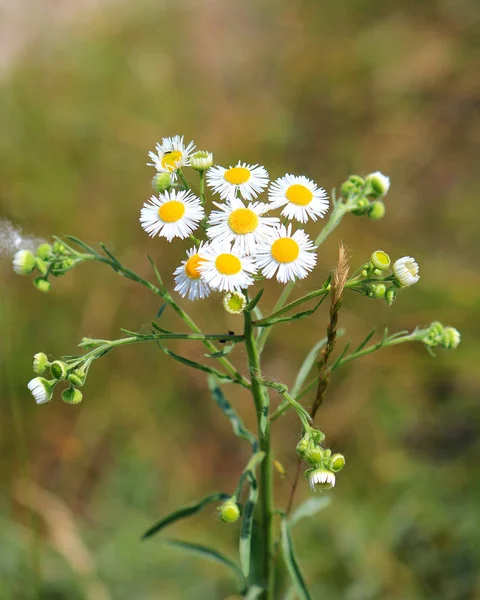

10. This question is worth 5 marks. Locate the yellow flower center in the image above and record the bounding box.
[285,184,313,206]
[158,200,185,223]
[161,151,183,172]
[405,260,419,276]
[271,238,300,263]
[185,254,204,279]
[224,167,251,185]
[228,208,259,235]
[215,253,242,275]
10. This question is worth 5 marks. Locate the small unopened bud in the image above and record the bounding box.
[35,257,48,276]
[385,287,397,305]
[305,446,324,465]
[61,387,83,405]
[33,277,51,293]
[36,243,52,260]
[68,368,85,387]
[152,172,172,194]
[190,150,213,172]
[33,352,50,375]
[27,377,54,405]
[219,498,240,523]
[442,327,461,349]
[349,175,365,187]
[366,171,390,197]
[329,453,346,472]
[50,360,68,381]
[12,250,36,275]
[296,435,310,457]
[370,250,391,270]
[352,198,370,216]
[368,201,386,220]
[370,283,386,299]
[340,180,356,197]
[223,291,247,315]
[52,241,66,254]
[307,468,335,491]
[310,429,325,444]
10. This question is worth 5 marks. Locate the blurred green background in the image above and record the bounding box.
[1,0,479,598]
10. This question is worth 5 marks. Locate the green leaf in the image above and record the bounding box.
[281,517,312,600]
[99,242,121,268]
[239,453,265,578]
[290,496,331,527]
[147,254,165,287]
[246,288,264,311]
[151,321,171,334]
[157,344,233,383]
[351,327,377,354]
[205,343,236,359]
[141,492,229,540]
[163,538,246,593]
[329,341,351,372]
[64,235,98,255]
[207,376,258,451]
[245,585,264,599]
[291,336,328,398]
[156,303,168,319]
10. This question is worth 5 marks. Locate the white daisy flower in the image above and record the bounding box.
[256,224,317,283]
[148,135,195,174]
[140,189,204,242]
[308,468,336,491]
[198,241,257,292]
[27,377,53,405]
[173,243,211,301]
[206,197,280,255]
[13,249,36,275]
[206,162,269,201]
[366,171,390,196]
[392,256,420,287]
[268,174,329,223]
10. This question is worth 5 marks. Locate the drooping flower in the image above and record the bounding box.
[148,135,195,174]
[255,224,317,283]
[393,256,420,287]
[206,162,269,201]
[198,241,257,292]
[206,197,279,255]
[173,243,211,301]
[140,189,204,241]
[12,250,36,275]
[268,174,329,223]
[27,377,54,405]
[308,468,336,491]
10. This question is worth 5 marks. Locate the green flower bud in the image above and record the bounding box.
[50,360,68,381]
[12,250,36,275]
[307,467,335,491]
[340,180,356,197]
[33,277,51,293]
[152,172,172,194]
[305,446,324,465]
[296,435,311,457]
[36,243,52,260]
[223,291,247,315]
[329,453,346,472]
[366,171,390,197]
[349,175,366,187]
[52,241,66,254]
[27,377,54,404]
[67,366,86,387]
[310,429,325,444]
[218,498,240,523]
[371,250,391,270]
[370,283,386,299]
[323,449,332,458]
[35,257,48,277]
[33,352,50,375]
[352,198,370,216]
[368,200,386,220]
[385,287,397,306]
[190,150,213,172]
[61,387,83,405]
[442,327,461,350]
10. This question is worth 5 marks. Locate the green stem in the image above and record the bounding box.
[177,168,190,191]
[244,309,274,599]
[253,288,329,328]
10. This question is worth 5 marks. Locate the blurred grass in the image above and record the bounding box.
[1,0,479,598]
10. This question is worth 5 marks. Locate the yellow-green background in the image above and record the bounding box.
[1,1,479,598]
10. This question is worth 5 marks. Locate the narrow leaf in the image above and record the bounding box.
[290,497,331,527]
[163,538,246,592]
[207,376,257,451]
[281,517,312,600]
[151,321,171,334]
[291,336,328,398]
[100,243,121,267]
[239,455,264,578]
[245,585,264,599]
[329,341,351,372]
[246,288,264,311]
[141,492,229,540]
[352,327,377,354]
[148,254,164,287]
[205,343,236,359]
[156,304,168,319]
[64,235,98,255]
[157,344,232,383]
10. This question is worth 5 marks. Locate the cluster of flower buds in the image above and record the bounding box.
[12,241,79,292]
[341,171,390,220]
[421,322,461,350]
[27,352,87,405]
[296,430,345,491]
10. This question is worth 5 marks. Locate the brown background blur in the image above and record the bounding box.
[1,1,479,598]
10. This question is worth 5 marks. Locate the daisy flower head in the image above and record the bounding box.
[256,224,317,284]
[268,174,329,223]
[206,197,280,255]
[140,189,204,242]
[206,162,269,201]
[392,256,420,287]
[148,135,195,174]
[198,241,257,292]
[173,243,211,301]
[308,468,336,491]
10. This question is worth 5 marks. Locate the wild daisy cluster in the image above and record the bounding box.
[141,135,332,305]
[296,432,345,491]
[26,352,86,405]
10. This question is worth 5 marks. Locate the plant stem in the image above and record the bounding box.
[244,309,274,599]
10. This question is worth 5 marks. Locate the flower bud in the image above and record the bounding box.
[366,171,390,196]
[329,453,346,472]
[190,150,213,172]
[340,180,356,197]
[218,498,240,523]
[33,352,50,375]
[307,467,335,491]
[305,446,324,465]
[368,200,386,220]
[352,198,370,216]
[52,241,66,254]
[152,172,172,194]
[27,377,54,405]
[370,283,386,299]
[393,256,420,287]
[68,368,85,387]
[310,429,325,444]
[35,257,48,277]
[296,435,310,457]
[33,277,51,293]
[50,360,68,381]
[442,327,461,350]
[61,387,83,405]
[223,291,247,315]
[36,243,52,260]
[371,250,390,270]
[385,287,397,305]
[349,175,365,187]
[12,250,36,275]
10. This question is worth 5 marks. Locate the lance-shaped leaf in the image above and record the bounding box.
[281,517,312,600]
[205,343,236,359]
[64,235,98,256]
[254,294,327,328]
[141,492,229,540]
[245,585,264,599]
[163,538,246,593]
[207,376,258,451]
[157,343,233,383]
[239,452,265,578]
[290,496,331,527]
[246,288,264,312]
[291,336,328,398]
